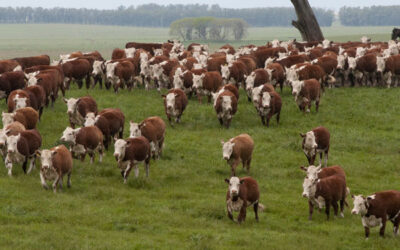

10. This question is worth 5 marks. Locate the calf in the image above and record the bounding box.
[225,176,264,224]
[214,90,238,128]
[64,96,98,128]
[300,126,330,167]
[0,121,25,159]
[2,107,39,129]
[258,90,282,127]
[114,137,151,183]
[287,64,326,90]
[37,145,73,193]
[352,190,400,239]
[312,56,338,88]
[302,175,347,220]
[221,134,254,176]
[60,126,104,164]
[0,71,26,100]
[162,89,188,126]
[5,129,42,176]
[291,79,321,113]
[129,116,166,159]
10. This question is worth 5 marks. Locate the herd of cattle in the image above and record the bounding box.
[0,36,400,239]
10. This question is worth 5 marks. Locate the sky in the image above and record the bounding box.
[0,0,397,10]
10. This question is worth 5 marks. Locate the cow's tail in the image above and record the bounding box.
[344,187,351,207]
[258,203,266,212]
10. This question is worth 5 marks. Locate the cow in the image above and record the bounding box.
[5,129,42,176]
[58,58,92,89]
[214,90,238,128]
[245,69,270,101]
[63,96,98,128]
[24,65,65,96]
[251,83,274,111]
[111,48,136,60]
[300,126,330,167]
[221,134,254,176]
[161,88,188,126]
[352,190,400,239]
[214,84,239,105]
[302,175,347,220]
[37,145,73,193]
[192,71,223,103]
[291,79,321,113]
[84,108,125,150]
[347,54,378,86]
[125,42,163,56]
[286,64,326,91]
[207,56,227,72]
[113,137,151,183]
[151,59,179,90]
[129,116,166,159]
[0,71,26,100]
[265,63,285,92]
[225,176,264,224]
[376,55,400,88]
[60,126,104,164]
[0,121,25,159]
[312,56,338,88]
[7,89,32,112]
[26,70,59,107]
[24,85,46,118]
[257,90,282,127]
[91,60,106,89]
[0,60,21,73]
[106,60,135,92]
[220,61,247,88]
[2,107,39,130]
[392,28,400,40]
[13,55,50,69]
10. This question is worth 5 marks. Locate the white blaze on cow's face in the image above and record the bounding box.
[151,63,164,81]
[251,85,263,107]
[129,122,141,138]
[140,61,150,77]
[0,129,8,147]
[305,165,322,181]
[352,195,368,215]
[322,39,331,49]
[337,55,346,70]
[348,57,357,70]
[291,80,304,98]
[192,74,204,90]
[376,57,386,73]
[260,91,272,109]
[286,67,299,83]
[124,48,136,58]
[265,68,273,82]
[106,62,118,79]
[153,49,163,56]
[6,134,20,154]
[64,98,78,115]
[13,95,28,110]
[271,39,280,48]
[39,149,56,170]
[245,72,256,91]
[2,112,14,127]
[84,112,96,127]
[356,47,366,57]
[92,60,104,76]
[114,139,127,161]
[60,127,77,144]
[221,65,230,80]
[302,177,317,198]
[165,93,176,111]
[304,131,317,150]
[221,96,232,113]
[226,176,241,197]
[221,140,235,160]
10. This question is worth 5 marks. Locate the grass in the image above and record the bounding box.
[0,24,399,249]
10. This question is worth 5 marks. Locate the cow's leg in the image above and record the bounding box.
[89,151,94,164]
[67,172,72,188]
[332,201,339,217]
[134,164,139,178]
[260,116,265,125]
[158,138,164,157]
[319,152,323,166]
[237,203,247,224]
[253,202,259,222]
[227,204,234,221]
[40,172,49,189]
[231,159,240,176]
[80,153,86,162]
[59,176,63,190]
[77,80,83,89]
[308,200,314,220]
[27,156,36,174]
[325,201,331,220]
[123,163,132,184]
[39,107,44,120]
[85,75,91,89]
[218,118,223,125]
[145,162,150,177]
[393,218,400,236]
[339,199,345,218]
[246,158,251,173]
[52,174,61,193]
[276,112,280,125]
[22,159,28,174]
[380,217,387,237]
[98,144,104,163]
[324,150,329,167]
[365,226,370,239]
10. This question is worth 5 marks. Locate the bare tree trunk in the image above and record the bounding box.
[291,0,324,42]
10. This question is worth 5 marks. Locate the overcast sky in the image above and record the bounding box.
[0,0,397,10]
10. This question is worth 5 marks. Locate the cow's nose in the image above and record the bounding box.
[292,92,297,96]
[302,193,307,198]
[223,156,229,160]
[7,150,12,154]
[351,210,357,215]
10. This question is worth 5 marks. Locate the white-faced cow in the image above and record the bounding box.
[300,126,330,167]
[162,88,188,126]
[63,96,98,128]
[221,134,254,176]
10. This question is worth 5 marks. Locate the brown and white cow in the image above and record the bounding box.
[0,71,26,100]
[192,71,222,104]
[5,129,42,176]
[60,126,104,164]
[0,59,21,73]
[13,55,50,70]
[151,59,179,90]
[300,126,330,167]
[220,61,247,88]
[106,60,135,92]
[376,55,400,88]
[225,176,264,224]
[245,69,269,101]
[2,107,39,130]
[26,70,59,107]
[302,174,347,220]
[286,64,326,90]
[129,116,166,160]
[113,137,151,183]
[162,88,188,126]
[24,85,46,118]
[214,90,238,128]
[265,63,285,92]
[251,83,274,111]
[221,134,254,176]
[7,89,32,112]
[37,145,73,193]
[291,79,321,113]
[352,190,400,239]
[0,121,25,159]
[111,48,136,60]
[64,96,98,128]
[56,58,92,90]
[258,90,282,127]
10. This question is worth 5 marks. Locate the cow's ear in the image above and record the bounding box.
[300,133,306,138]
[224,178,230,184]
[270,94,274,99]
[161,95,166,99]
[51,151,57,156]
[37,78,43,83]
[240,179,245,184]
[220,139,225,145]
[139,122,146,128]
[174,93,179,97]
[300,166,307,171]
[129,120,134,124]
[35,150,41,156]
[63,98,68,103]
[351,194,355,199]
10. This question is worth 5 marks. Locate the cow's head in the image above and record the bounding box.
[140,60,150,77]
[129,121,142,138]
[84,112,96,127]
[192,73,205,90]
[226,54,235,64]
[265,68,275,82]
[151,63,163,81]
[376,56,386,73]
[221,95,232,113]
[2,112,15,127]
[302,177,317,198]
[300,164,322,181]
[351,195,368,215]
[60,127,78,144]
[63,97,79,115]
[347,57,357,70]
[337,55,346,70]
[164,93,177,112]
[37,149,57,171]
[92,60,105,76]
[285,66,298,83]
[106,62,118,80]
[114,139,127,161]
[301,131,317,152]
[291,80,304,98]
[220,64,230,82]
[221,139,235,161]
[245,72,256,92]
[13,95,28,110]
[26,72,40,86]
[225,176,243,198]
[6,134,20,154]
[124,48,136,58]
[260,91,273,110]
[251,85,263,108]
[173,68,184,89]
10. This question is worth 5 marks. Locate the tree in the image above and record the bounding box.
[291,0,324,42]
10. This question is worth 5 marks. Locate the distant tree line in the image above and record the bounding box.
[170,17,248,41]
[0,4,334,27]
[339,6,400,26]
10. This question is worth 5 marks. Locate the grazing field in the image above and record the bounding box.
[0,24,399,249]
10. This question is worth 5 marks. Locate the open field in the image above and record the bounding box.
[0,24,399,249]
